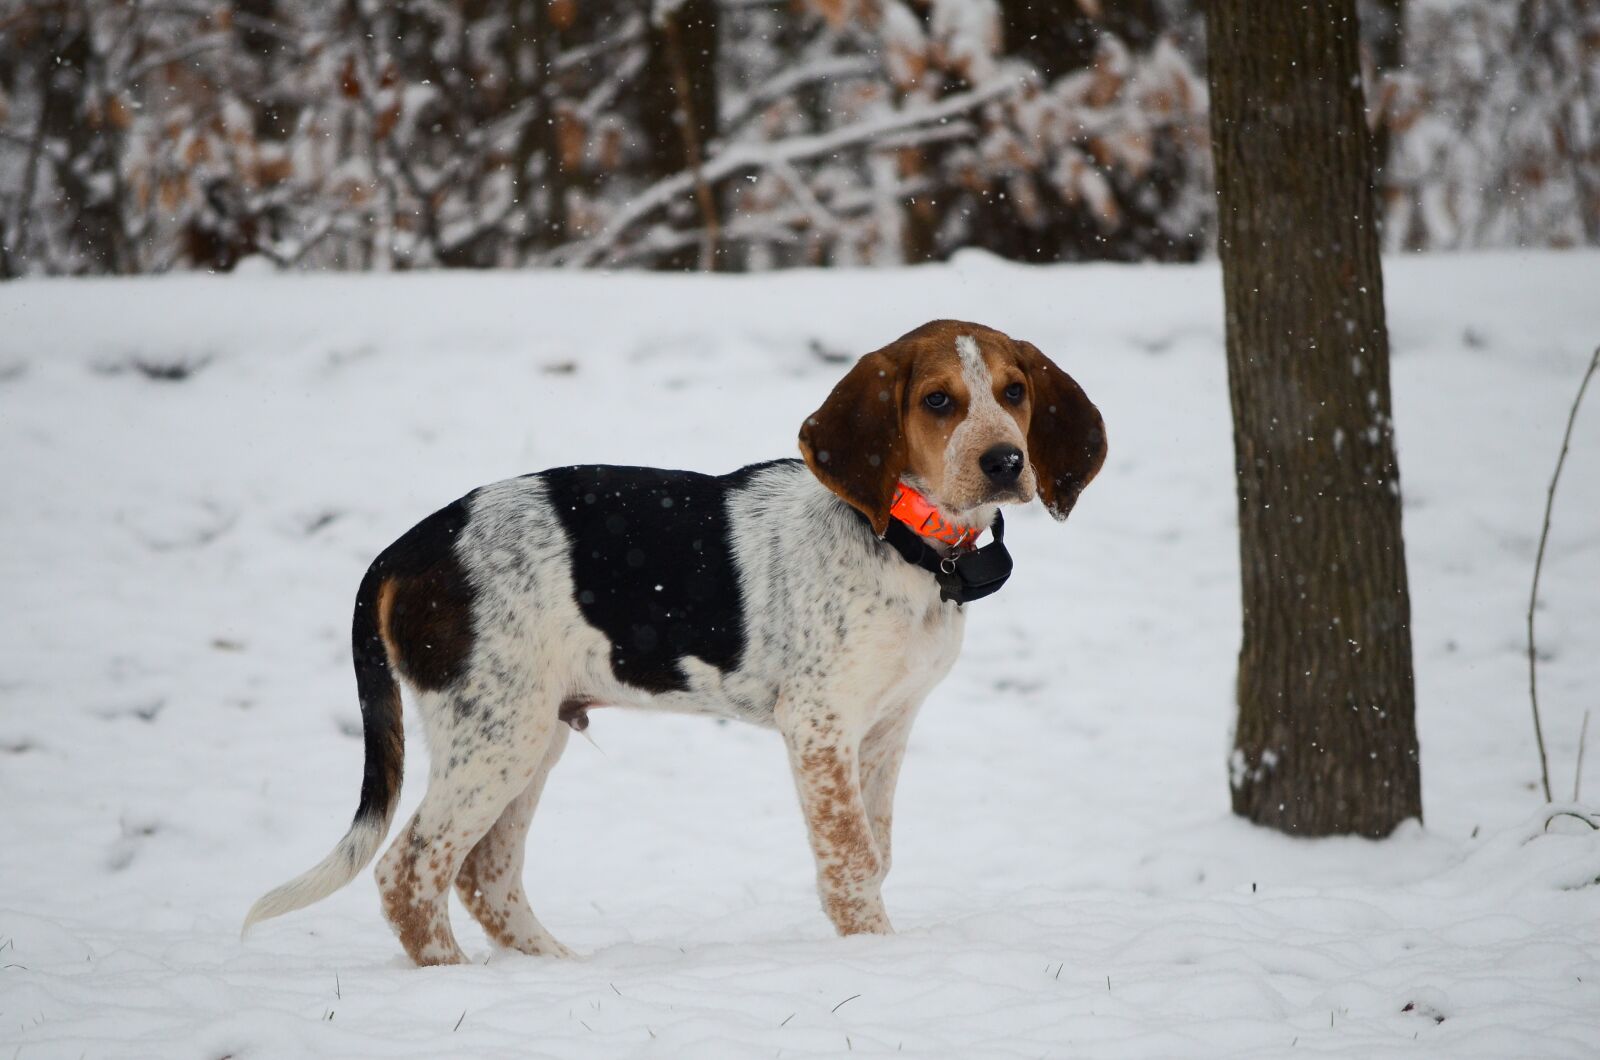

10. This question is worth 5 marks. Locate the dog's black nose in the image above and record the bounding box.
[979,444,1024,485]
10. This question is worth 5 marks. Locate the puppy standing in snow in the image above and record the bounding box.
[245,320,1105,966]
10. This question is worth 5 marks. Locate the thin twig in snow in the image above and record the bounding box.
[1527,343,1600,803]
[1574,710,1591,802]
[1543,810,1600,832]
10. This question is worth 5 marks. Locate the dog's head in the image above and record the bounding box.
[799,320,1106,535]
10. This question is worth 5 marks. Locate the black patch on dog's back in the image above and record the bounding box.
[542,464,775,694]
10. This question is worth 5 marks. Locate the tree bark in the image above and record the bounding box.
[1205,0,1422,837]
[1000,0,1161,80]
[638,0,718,270]
[507,0,567,256]
[1362,0,1405,217]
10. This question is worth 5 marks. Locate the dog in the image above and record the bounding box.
[244,320,1105,965]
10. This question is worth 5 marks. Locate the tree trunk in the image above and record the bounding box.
[638,0,718,269]
[507,0,567,256]
[1362,0,1405,222]
[1000,0,1161,80]
[1205,0,1422,837]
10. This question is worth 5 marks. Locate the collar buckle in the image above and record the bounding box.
[881,505,1013,605]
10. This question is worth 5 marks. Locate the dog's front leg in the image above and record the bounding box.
[777,697,892,936]
[860,707,917,878]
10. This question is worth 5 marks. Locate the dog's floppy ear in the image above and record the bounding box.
[799,348,910,536]
[1018,340,1106,522]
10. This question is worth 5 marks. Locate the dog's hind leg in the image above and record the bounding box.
[455,722,572,957]
[375,693,559,966]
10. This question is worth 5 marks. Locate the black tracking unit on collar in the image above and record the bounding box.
[881,510,1013,605]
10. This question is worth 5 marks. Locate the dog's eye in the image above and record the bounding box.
[1004,382,1026,404]
[923,391,952,412]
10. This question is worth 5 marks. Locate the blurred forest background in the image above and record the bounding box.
[0,0,1595,277]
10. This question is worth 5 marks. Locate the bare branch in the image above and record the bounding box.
[118,35,232,88]
[1575,710,1591,803]
[1529,343,1600,804]
[552,15,644,73]
[133,3,303,45]
[577,47,645,123]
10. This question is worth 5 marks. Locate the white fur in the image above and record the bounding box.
[955,334,985,377]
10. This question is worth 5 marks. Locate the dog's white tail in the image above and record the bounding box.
[241,813,392,935]
[243,563,405,937]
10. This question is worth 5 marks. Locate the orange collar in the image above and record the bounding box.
[889,484,983,548]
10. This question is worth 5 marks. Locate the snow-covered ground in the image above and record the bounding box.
[2,252,1598,1058]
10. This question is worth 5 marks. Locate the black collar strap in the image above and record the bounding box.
[881,509,1013,605]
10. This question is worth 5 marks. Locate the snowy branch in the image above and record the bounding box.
[552,75,1023,267]
[720,54,880,132]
